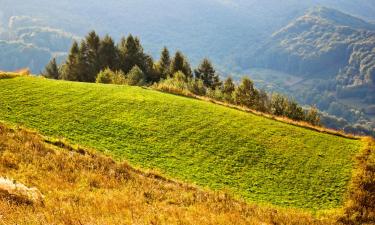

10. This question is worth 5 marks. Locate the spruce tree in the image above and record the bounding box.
[257,89,271,113]
[285,100,305,121]
[85,31,101,82]
[118,35,153,80]
[194,58,220,89]
[43,58,60,79]
[222,76,235,102]
[77,41,90,82]
[182,60,193,79]
[61,41,80,81]
[159,47,171,79]
[99,35,118,71]
[306,106,320,125]
[233,77,259,108]
[271,94,288,116]
[170,51,192,78]
[119,35,141,73]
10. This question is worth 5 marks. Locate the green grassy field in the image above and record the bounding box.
[0,77,361,210]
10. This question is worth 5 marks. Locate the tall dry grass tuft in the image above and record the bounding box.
[0,71,30,79]
[0,123,340,225]
[340,137,375,225]
[14,68,31,76]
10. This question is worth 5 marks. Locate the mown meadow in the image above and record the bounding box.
[0,76,361,210]
[0,122,342,225]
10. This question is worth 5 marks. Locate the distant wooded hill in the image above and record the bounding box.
[0,16,76,73]
[254,7,375,97]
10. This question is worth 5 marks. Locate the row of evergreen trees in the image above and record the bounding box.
[43,31,320,125]
[44,31,197,85]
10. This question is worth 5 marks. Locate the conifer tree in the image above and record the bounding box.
[194,58,220,89]
[271,94,288,116]
[61,41,80,81]
[285,100,305,121]
[183,60,193,79]
[118,35,153,80]
[99,35,119,71]
[233,77,259,108]
[306,106,320,125]
[118,35,141,73]
[76,41,90,82]
[257,89,271,113]
[170,51,192,78]
[159,47,171,79]
[43,58,60,79]
[84,31,101,82]
[222,76,235,102]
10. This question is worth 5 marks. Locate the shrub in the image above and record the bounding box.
[126,65,145,86]
[153,72,195,97]
[96,68,115,84]
[187,78,206,96]
[96,68,126,85]
[112,70,127,85]
[0,71,29,79]
[207,87,224,101]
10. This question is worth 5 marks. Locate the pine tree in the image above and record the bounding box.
[182,60,192,78]
[170,51,192,78]
[257,89,271,113]
[271,94,288,116]
[61,41,80,81]
[99,35,118,71]
[76,41,91,82]
[85,31,101,82]
[233,77,259,108]
[194,58,220,89]
[306,106,320,125]
[118,35,153,81]
[118,35,141,73]
[43,58,59,79]
[285,99,305,121]
[159,47,171,79]
[222,76,235,102]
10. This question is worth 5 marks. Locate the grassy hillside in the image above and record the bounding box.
[0,76,361,210]
[0,123,341,225]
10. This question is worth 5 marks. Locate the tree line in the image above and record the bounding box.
[43,31,320,125]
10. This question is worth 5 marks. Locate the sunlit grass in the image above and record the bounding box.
[0,76,361,210]
[1,123,344,224]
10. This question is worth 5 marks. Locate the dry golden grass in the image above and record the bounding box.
[340,137,375,225]
[0,123,341,225]
[0,70,30,79]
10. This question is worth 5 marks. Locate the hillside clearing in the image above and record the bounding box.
[0,123,339,225]
[0,77,361,210]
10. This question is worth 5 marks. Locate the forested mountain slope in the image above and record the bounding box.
[248,7,375,136]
